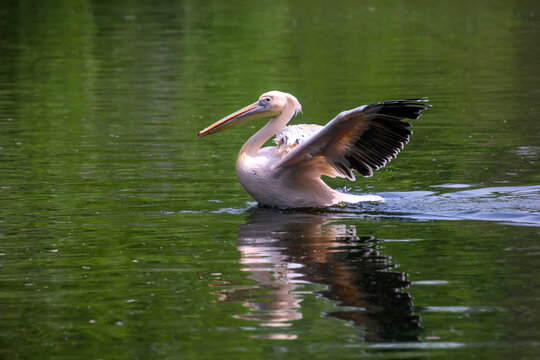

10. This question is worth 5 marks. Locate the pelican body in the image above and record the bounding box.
[198,91,429,208]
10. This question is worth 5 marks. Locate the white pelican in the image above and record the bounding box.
[198,91,429,208]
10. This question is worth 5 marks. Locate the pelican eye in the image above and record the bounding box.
[260,97,272,105]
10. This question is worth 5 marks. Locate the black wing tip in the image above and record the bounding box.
[344,155,374,177]
[379,98,431,109]
[341,97,430,177]
[374,98,431,120]
[383,97,430,104]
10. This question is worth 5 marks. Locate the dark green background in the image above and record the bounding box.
[1,1,539,359]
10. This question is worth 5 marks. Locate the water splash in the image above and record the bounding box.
[174,185,540,226]
[352,185,540,226]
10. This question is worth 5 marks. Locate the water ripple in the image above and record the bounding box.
[355,185,540,226]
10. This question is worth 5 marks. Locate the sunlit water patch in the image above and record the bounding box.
[173,185,540,227]
[350,185,540,226]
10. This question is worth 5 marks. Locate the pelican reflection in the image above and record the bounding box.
[215,208,421,342]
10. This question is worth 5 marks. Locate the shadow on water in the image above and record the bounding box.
[215,208,421,342]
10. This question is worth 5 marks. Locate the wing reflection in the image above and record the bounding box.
[216,208,421,341]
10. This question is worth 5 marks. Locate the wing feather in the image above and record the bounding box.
[273,124,323,154]
[273,98,430,180]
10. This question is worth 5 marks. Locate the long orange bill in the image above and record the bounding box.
[198,101,279,138]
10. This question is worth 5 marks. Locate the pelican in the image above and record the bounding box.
[198,91,429,208]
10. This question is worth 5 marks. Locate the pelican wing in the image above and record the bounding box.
[273,98,429,180]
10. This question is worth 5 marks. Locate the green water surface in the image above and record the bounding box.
[1,1,539,359]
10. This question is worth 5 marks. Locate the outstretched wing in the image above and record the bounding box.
[273,98,430,180]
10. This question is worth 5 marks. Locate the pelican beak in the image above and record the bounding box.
[198,101,280,138]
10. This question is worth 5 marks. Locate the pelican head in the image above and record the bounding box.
[198,91,302,138]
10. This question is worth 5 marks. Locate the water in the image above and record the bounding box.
[1,1,539,359]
